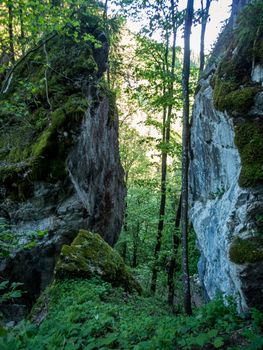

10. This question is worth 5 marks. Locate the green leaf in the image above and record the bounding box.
[9,290,22,299]
[0,281,9,290]
[207,329,218,338]
[24,240,36,249]
[213,337,224,348]
[193,333,209,346]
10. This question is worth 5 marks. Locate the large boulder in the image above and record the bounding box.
[55,229,142,294]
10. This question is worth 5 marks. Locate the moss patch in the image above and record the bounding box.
[214,83,260,114]
[234,121,263,187]
[213,2,263,116]
[55,229,142,294]
[229,237,263,264]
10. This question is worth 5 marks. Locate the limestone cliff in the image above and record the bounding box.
[190,0,263,312]
[0,27,125,309]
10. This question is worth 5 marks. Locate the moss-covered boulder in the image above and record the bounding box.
[55,230,142,294]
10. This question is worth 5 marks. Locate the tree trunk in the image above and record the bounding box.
[122,200,128,263]
[19,2,25,56]
[132,222,140,268]
[103,0,110,84]
[199,0,212,74]
[167,194,181,306]
[181,0,194,316]
[150,105,168,293]
[7,1,15,64]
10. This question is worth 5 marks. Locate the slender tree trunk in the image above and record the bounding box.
[7,1,15,64]
[122,200,128,263]
[150,105,168,293]
[167,194,181,306]
[181,0,194,316]
[103,0,110,84]
[132,222,140,268]
[19,3,25,56]
[199,0,212,75]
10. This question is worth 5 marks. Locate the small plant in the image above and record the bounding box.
[0,280,24,303]
[0,219,48,258]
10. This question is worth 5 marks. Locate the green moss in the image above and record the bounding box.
[214,84,260,114]
[229,237,263,264]
[55,229,142,294]
[235,121,263,187]
[107,90,117,124]
[255,38,263,64]
[0,33,94,189]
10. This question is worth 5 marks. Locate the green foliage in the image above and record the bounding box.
[229,237,263,264]
[0,280,262,349]
[0,280,24,304]
[0,218,48,258]
[0,1,108,65]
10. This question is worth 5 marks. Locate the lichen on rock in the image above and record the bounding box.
[55,229,142,294]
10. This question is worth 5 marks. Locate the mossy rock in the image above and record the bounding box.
[212,2,263,116]
[229,237,263,264]
[235,121,263,187]
[55,230,142,294]
[0,32,98,190]
[211,2,263,189]
[214,82,260,115]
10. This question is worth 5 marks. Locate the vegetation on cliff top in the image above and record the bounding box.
[0,33,96,183]
[212,0,263,188]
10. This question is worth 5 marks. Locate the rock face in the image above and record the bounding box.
[0,27,125,309]
[189,0,263,312]
[55,229,142,294]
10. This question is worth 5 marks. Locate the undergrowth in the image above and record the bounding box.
[0,278,262,350]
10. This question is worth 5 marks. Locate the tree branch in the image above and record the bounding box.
[0,32,58,95]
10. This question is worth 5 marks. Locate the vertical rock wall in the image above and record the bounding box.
[189,0,263,312]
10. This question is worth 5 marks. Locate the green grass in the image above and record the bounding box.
[0,278,262,350]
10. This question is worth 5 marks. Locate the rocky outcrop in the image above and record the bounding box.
[0,26,125,312]
[55,229,142,294]
[189,0,263,312]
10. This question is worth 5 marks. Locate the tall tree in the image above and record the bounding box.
[199,0,212,74]
[7,1,15,63]
[181,0,194,316]
[150,0,181,294]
